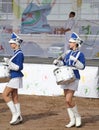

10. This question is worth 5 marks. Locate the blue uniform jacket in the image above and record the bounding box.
[10,49,24,78]
[63,50,85,79]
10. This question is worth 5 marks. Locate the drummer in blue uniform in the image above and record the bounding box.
[53,32,85,128]
[2,32,24,125]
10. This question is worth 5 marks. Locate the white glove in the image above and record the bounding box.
[3,57,10,64]
[57,60,64,67]
[8,61,19,71]
[53,59,64,66]
[53,59,59,65]
[70,55,77,62]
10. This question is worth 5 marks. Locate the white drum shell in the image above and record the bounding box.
[53,66,75,85]
[0,63,10,78]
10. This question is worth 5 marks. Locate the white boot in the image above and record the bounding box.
[7,101,20,125]
[72,105,81,127]
[65,108,75,128]
[15,103,23,123]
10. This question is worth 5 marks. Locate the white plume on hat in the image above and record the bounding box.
[69,32,83,47]
[9,32,23,45]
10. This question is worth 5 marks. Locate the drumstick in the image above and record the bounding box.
[57,50,71,60]
[57,53,66,60]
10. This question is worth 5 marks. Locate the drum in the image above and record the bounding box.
[0,63,10,82]
[53,66,75,85]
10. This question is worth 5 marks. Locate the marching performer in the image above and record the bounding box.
[53,32,85,128]
[2,32,24,125]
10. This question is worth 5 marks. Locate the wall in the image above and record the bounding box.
[0,63,99,98]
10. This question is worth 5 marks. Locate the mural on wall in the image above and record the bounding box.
[21,2,53,33]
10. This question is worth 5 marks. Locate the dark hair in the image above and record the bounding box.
[70,11,75,16]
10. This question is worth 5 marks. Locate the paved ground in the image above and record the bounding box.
[0,94,99,130]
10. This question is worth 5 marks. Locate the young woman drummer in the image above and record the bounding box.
[53,32,85,128]
[2,32,24,125]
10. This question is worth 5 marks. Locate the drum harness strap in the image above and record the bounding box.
[56,50,80,70]
[10,50,22,62]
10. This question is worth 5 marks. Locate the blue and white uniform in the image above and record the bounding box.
[5,32,24,89]
[9,49,24,79]
[61,49,85,91]
[63,50,85,79]
[7,49,24,89]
